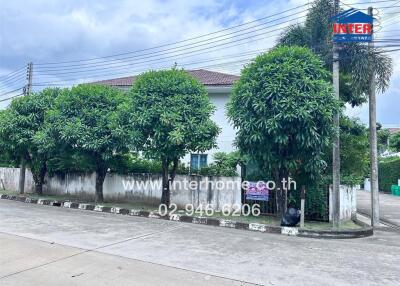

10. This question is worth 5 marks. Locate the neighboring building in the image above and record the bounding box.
[94,69,239,169]
[388,127,400,135]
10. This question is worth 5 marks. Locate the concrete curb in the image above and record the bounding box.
[297,227,373,239]
[0,194,372,239]
[357,210,400,232]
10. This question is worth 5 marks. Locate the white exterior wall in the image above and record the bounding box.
[183,87,236,166]
[329,185,357,221]
[0,167,35,193]
[0,167,241,210]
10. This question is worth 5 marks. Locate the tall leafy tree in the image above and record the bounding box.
[115,68,219,206]
[35,84,127,202]
[0,88,60,194]
[278,0,392,106]
[227,46,341,218]
[323,117,370,185]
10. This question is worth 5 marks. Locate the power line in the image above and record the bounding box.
[31,20,306,82]
[32,50,269,86]
[341,0,399,5]
[0,93,24,103]
[33,37,397,88]
[0,74,26,86]
[35,13,307,72]
[0,87,24,98]
[378,47,400,52]
[35,3,309,66]
[0,66,25,80]
[0,72,25,85]
[33,25,301,77]
[32,43,399,88]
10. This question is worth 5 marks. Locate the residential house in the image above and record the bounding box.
[94,69,239,170]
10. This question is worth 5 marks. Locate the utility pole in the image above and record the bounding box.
[332,0,341,229]
[368,7,380,227]
[26,62,33,95]
[18,62,33,195]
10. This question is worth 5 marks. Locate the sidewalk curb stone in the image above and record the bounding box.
[0,194,373,239]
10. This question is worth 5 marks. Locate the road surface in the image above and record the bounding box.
[357,189,400,227]
[0,200,399,285]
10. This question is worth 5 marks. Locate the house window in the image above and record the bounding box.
[190,154,208,171]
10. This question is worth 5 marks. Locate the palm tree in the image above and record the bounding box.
[277,0,393,107]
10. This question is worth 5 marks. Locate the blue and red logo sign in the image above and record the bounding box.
[332,8,373,43]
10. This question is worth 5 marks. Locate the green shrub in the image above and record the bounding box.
[47,152,189,176]
[379,157,400,192]
[108,153,162,174]
[109,153,190,175]
[198,152,244,177]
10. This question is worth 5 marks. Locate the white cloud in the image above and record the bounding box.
[0,0,399,124]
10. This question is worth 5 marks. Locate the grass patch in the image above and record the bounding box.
[303,220,362,231]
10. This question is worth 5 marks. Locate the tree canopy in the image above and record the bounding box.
[0,88,60,194]
[227,46,341,216]
[35,84,127,202]
[116,68,220,205]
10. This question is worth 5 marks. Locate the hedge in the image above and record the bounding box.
[379,157,400,192]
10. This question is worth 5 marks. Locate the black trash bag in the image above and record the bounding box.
[281,207,301,227]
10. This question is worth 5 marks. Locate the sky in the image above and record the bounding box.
[0,0,399,126]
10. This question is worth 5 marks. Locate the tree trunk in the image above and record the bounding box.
[34,161,47,195]
[18,154,26,195]
[161,159,170,207]
[275,169,288,219]
[275,170,283,218]
[281,169,288,216]
[170,158,179,182]
[95,161,107,203]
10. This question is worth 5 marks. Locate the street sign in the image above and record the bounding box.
[332,8,373,43]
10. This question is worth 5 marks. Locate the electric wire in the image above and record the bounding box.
[35,3,310,66]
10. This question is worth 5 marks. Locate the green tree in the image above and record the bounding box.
[199,151,246,177]
[377,127,390,154]
[0,88,60,194]
[278,0,392,106]
[35,84,127,202]
[227,46,341,217]
[115,69,219,206]
[323,117,369,185]
[389,132,400,152]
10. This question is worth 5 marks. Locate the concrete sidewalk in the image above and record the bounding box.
[357,190,400,227]
[0,233,252,286]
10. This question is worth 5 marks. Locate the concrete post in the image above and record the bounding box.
[368,7,380,226]
[332,0,341,229]
[300,186,305,228]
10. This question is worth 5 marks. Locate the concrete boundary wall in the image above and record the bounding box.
[0,167,34,193]
[0,167,241,210]
[329,185,357,221]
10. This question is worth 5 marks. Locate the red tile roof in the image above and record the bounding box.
[92,69,239,87]
[388,128,400,135]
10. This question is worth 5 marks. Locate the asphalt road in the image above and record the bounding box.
[0,200,399,286]
[357,190,400,227]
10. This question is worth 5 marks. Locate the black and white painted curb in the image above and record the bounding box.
[0,194,372,238]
